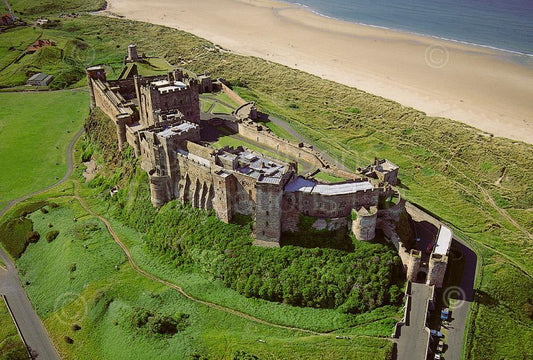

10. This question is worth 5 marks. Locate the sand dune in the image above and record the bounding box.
[105,0,533,144]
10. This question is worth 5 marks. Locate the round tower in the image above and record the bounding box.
[149,174,170,207]
[352,206,378,241]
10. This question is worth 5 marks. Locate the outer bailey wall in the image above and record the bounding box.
[176,155,214,209]
[237,123,325,168]
[92,79,123,123]
[281,188,379,232]
[221,83,247,106]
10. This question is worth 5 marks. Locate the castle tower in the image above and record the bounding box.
[85,66,106,109]
[406,249,422,281]
[352,206,378,241]
[254,181,284,247]
[427,253,448,288]
[149,174,171,207]
[127,44,139,62]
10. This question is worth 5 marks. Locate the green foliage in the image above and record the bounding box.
[233,350,260,360]
[346,107,361,114]
[110,191,403,313]
[10,0,106,15]
[46,230,59,242]
[0,301,27,360]
[25,230,40,243]
[0,216,33,258]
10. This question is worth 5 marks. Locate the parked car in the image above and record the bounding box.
[430,329,443,337]
[441,308,450,321]
[437,339,444,352]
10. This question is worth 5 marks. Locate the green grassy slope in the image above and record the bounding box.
[0,91,88,204]
[0,299,27,360]
[11,198,393,360]
[9,0,105,16]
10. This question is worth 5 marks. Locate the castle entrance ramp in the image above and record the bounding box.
[397,282,433,360]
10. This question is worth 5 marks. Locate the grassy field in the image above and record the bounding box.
[0,4,531,358]
[212,102,233,114]
[312,170,346,183]
[0,91,88,205]
[1,198,393,359]
[0,298,27,360]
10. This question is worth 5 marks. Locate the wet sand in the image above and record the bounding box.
[105,0,533,143]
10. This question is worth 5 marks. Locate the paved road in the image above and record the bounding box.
[441,238,477,360]
[406,202,479,360]
[397,283,433,360]
[0,251,60,360]
[0,128,82,360]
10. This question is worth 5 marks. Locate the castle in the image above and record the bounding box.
[86,45,451,286]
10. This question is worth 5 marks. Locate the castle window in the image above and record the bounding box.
[249,190,252,197]
[262,231,265,236]
[266,221,269,226]
[266,211,269,216]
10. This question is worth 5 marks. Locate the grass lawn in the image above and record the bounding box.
[0,90,88,205]
[212,134,296,165]
[199,98,212,113]
[258,120,300,143]
[0,298,27,360]
[212,102,233,114]
[0,26,41,72]
[214,91,241,108]
[9,198,393,360]
[312,170,346,183]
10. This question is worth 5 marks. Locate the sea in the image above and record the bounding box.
[281,0,533,56]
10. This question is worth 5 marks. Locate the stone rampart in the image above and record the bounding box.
[221,83,247,106]
[237,122,327,168]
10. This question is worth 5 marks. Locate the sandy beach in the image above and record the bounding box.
[105,0,533,144]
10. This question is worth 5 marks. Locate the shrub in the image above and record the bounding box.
[46,230,59,242]
[233,351,260,360]
[72,324,81,331]
[68,263,77,272]
[64,336,74,344]
[25,231,40,244]
[128,307,189,336]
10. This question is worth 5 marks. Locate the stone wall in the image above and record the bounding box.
[221,83,247,106]
[237,121,327,168]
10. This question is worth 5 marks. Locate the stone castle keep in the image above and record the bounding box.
[86,45,451,286]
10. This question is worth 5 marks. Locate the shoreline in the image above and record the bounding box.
[278,0,533,58]
[105,0,533,144]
